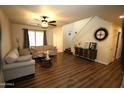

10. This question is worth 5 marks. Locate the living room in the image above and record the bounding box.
[0,5,124,88]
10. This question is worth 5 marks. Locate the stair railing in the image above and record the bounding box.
[71,16,96,54]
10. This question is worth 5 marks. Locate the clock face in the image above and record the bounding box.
[94,28,108,41]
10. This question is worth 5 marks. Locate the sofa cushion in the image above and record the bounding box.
[4,60,35,70]
[30,48,37,54]
[16,55,32,62]
[43,45,55,51]
[35,46,43,51]
[43,46,49,51]
[31,45,57,58]
[19,48,30,56]
[5,50,19,64]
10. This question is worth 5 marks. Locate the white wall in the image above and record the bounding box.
[62,17,92,50]
[53,26,63,52]
[0,8,12,59]
[10,23,54,49]
[62,23,74,49]
[0,8,12,87]
[47,28,54,46]
[62,16,120,65]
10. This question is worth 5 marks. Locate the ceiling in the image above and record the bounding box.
[0,5,124,27]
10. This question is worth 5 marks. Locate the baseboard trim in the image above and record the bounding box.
[95,60,109,65]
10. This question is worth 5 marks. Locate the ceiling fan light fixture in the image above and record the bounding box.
[41,21,48,27]
[119,15,124,19]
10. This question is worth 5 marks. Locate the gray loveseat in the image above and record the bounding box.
[3,49,35,81]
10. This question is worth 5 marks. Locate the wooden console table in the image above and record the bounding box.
[75,47,97,61]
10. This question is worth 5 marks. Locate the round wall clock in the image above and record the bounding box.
[94,28,108,41]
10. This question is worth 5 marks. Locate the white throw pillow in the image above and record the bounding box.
[5,50,19,64]
[13,49,19,56]
[19,48,30,56]
[16,55,32,62]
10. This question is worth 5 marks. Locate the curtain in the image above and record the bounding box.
[43,30,47,45]
[121,19,124,71]
[23,28,30,48]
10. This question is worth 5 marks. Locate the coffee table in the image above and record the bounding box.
[33,54,45,62]
[33,53,53,68]
[41,58,52,68]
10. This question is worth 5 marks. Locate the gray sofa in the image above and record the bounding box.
[3,49,35,81]
[31,45,57,58]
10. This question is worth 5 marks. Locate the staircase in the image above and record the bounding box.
[63,16,114,65]
[71,16,96,54]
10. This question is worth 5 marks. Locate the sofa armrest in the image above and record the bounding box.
[3,60,35,70]
[16,55,32,62]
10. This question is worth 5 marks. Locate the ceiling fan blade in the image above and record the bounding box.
[48,20,56,23]
[49,23,57,26]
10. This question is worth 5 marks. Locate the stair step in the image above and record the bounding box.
[64,48,72,55]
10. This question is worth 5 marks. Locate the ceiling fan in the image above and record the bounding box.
[35,16,57,28]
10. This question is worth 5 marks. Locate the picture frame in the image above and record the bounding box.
[89,42,97,50]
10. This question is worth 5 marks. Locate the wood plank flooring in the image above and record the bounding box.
[14,53,123,88]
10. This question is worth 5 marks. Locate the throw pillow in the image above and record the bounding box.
[5,50,18,64]
[19,48,30,56]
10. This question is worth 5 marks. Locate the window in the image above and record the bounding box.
[28,30,44,46]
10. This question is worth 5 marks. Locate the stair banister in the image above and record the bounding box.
[71,16,96,54]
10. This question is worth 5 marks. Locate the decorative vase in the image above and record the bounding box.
[46,50,50,59]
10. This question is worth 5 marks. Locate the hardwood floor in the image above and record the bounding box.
[14,53,123,88]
